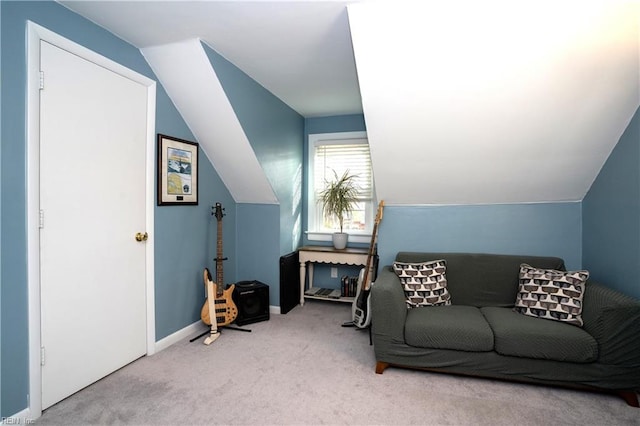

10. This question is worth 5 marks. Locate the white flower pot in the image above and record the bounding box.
[332,232,348,250]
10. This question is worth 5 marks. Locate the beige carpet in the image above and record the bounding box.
[36,301,639,425]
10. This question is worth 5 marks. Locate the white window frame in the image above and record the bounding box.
[306,131,373,243]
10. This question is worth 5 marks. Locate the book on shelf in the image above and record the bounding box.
[305,287,341,299]
[341,275,359,297]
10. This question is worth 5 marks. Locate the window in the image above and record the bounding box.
[307,131,373,243]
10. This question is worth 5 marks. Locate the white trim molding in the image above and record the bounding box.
[307,131,372,238]
[154,321,204,353]
[305,231,371,244]
[270,305,281,315]
[156,309,282,351]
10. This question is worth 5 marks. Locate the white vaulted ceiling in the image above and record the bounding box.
[59,0,362,117]
[349,1,640,205]
[59,0,640,206]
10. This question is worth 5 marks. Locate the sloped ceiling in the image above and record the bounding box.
[349,1,640,205]
[59,1,640,206]
[58,0,361,117]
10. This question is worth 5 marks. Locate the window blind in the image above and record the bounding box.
[313,143,372,199]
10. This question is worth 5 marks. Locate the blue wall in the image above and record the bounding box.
[0,1,234,416]
[304,202,583,291]
[583,107,640,298]
[378,203,583,270]
[202,43,305,305]
[235,204,280,304]
[154,156,236,340]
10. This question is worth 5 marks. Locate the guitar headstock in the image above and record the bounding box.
[375,200,385,225]
[213,203,225,222]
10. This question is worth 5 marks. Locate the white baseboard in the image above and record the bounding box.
[154,320,204,353]
[155,308,281,352]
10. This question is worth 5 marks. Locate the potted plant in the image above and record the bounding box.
[318,170,360,249]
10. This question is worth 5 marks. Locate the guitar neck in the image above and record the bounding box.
[361,221,380,287]
[361,201,384,289]
[216,218,224,294]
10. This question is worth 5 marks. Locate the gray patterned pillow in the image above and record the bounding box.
[393,260,451,308]
[513,263,589,327]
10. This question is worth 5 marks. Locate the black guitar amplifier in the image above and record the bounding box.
[232,280,270,326]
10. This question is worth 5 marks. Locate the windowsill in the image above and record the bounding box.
[305,231,371,244]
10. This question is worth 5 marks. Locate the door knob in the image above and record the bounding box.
[135,232,148,242]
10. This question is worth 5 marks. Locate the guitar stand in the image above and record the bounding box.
[364,325,372,346]
[189,325,252,343]
[221,325,252,333]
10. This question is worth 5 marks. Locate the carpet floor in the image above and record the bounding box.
[36,300,639,425]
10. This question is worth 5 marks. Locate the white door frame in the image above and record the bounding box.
[26,21,156,419]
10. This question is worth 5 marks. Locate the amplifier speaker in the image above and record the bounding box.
[232,280,270,326]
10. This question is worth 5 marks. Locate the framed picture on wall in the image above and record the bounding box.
[157,134,199,205]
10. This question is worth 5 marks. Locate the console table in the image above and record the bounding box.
[298,245,368,306]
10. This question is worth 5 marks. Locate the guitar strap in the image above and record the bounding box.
[203,279,220,345]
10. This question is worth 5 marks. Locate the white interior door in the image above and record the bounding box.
[39,40,148,409]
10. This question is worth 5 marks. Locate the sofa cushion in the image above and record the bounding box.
[395,252,566,307]
[481,307,598,363]
[513,263,588,327]
[405,305,494,352]
[393,260,451,308]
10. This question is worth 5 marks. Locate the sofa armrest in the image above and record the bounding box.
[371,266,407,343]
[582,281,640,366]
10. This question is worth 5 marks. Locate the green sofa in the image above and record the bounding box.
[371,252,640,406]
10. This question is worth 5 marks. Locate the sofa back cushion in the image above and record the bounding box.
[394,252,565,307]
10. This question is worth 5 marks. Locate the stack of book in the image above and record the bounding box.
[341,275,359,297]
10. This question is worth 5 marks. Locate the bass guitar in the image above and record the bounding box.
[201,203,238,330]
[352,200,384,329]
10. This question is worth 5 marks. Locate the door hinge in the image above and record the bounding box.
[39,209,44,229]
[41,346,46,366]
[39,71,45,90]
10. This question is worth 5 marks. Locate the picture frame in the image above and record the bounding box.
[157,134,199,205]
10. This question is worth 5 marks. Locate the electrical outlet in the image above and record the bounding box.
[331,267,338,278]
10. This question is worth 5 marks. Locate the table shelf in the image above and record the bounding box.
[298,245,368,307]
[303,292,354,304]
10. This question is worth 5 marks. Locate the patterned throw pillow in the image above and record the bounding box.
[393,260,451,308]
[513,263,589,327]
